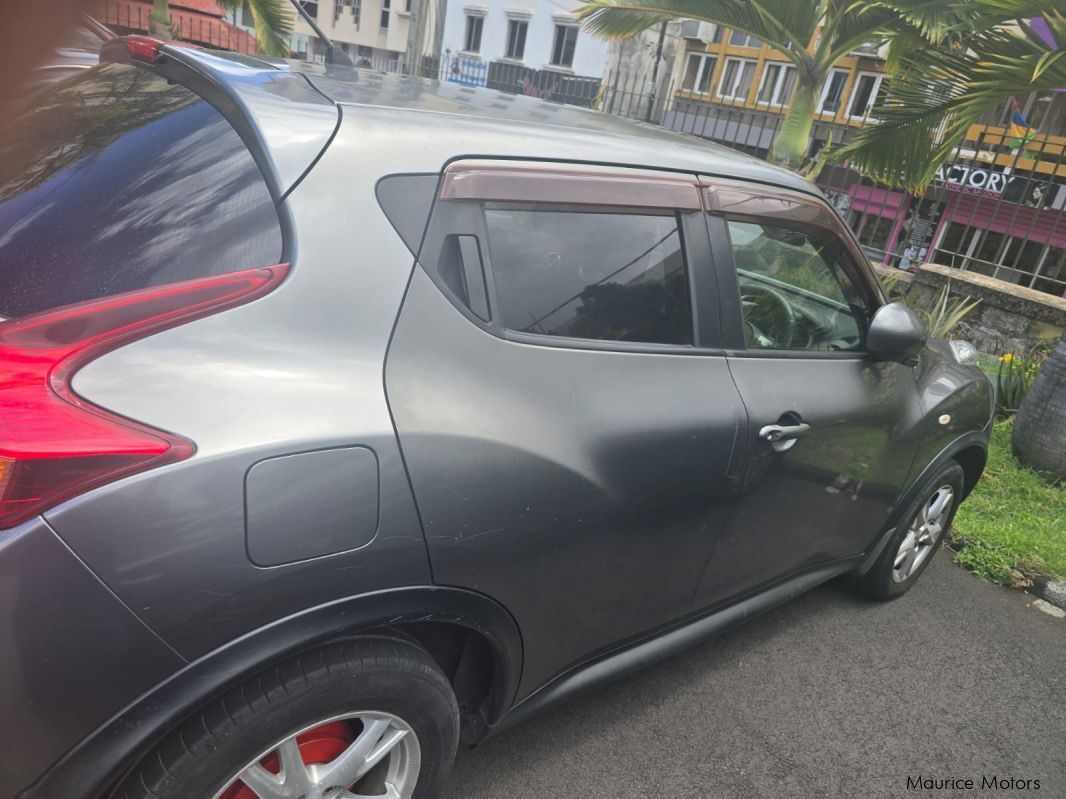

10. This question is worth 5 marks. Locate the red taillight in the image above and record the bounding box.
[125,34,166,63]
[0,264,288,529]
[100,35,196,65]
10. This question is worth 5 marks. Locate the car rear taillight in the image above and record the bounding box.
[100,35,194,65]
[0,264,288,529]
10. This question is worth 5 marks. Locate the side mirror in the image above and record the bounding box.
[866,302,927,364]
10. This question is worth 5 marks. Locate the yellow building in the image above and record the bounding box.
[673,24,888,127]
[664,24,1066,295]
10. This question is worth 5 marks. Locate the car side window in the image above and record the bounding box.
[726,219,865,352]
[483,205,693,346]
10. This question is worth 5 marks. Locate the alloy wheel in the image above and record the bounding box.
[215,711,421,799]
[892,484,954,583]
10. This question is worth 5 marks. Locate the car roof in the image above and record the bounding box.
[164,46,821,198]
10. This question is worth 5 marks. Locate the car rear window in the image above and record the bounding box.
[0,63,283,319]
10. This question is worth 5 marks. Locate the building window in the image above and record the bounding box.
[728,30,762,48]
[463,14,483,53]
[298,0,319,19]
[551,24,579,68]
[681,53,716,94]
[380,0,390,29]
[328,0,359,24]
[405,0,411,11]
[848,72,884,119]
[755,62,796,106]
[352,0,360,25]
[717,57,756,101]
[1029,91,1066,133]
[1033,246,1066,295]
[505,19,528,60]
[818,69,849,114]
[932,224,1065,293]
[851,40,882,56]
[850,210,896,259]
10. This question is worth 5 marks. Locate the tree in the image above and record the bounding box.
[831,4,1066,477]
[1013,333,1066,479]
[834,3,1065,191]
[151,0,294,57]
[575,0,921,167]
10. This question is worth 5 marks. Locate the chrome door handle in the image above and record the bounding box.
[759,422,811,452]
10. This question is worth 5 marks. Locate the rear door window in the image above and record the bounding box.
[0,63,283,318]
[483,207,692,345]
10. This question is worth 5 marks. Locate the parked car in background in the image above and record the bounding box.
[0,37,994,799]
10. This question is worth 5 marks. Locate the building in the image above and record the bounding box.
[438,0,608,105]
[230,0,440,70]
[660,23,1066,297]
[289,0,417,68]
[599,21,683,121]
[95,0,259,53]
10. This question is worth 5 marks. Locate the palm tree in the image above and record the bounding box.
[151,0,294,57]
[1013,333,1066,479]
[833,3,1065,191]
[575,0,928,167]
[831,4,1066,477]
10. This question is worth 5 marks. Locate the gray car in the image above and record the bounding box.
[0,36,993,799]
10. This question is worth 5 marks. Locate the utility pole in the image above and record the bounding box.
[405,0,427,76]
[645,22,667,123]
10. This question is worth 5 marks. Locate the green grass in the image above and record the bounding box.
[951,420,1066,583]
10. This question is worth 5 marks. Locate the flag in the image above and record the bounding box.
[1008,97,1036,148]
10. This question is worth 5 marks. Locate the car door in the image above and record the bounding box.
[694,177,925,605]
[385,160,747,697]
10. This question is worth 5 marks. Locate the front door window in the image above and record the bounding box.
[726,220,865,352]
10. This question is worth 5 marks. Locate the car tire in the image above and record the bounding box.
[114,635,460,799]
[854,460,965,601]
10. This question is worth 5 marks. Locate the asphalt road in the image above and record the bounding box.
[447,555,1065,799]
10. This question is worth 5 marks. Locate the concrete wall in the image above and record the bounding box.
[600,22,683,121]
[888,263,1066,355]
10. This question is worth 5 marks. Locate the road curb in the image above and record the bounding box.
[946,536,1066,612]
[1031,575,1066,612]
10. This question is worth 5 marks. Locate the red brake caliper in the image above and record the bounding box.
[219,721,357,799]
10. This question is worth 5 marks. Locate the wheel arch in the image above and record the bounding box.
[18,586,522,799]
[857,430,988,576]
[901,431,989,514]
[952,443,988,500]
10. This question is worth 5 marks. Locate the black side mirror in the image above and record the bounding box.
[866,302,927,364]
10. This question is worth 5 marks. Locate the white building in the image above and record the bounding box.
[441,0,609,78]
[229,0,439,71]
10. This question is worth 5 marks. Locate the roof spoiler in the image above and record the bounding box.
[100,36,339,203]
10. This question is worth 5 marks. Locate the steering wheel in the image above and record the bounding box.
[740,284,797,348]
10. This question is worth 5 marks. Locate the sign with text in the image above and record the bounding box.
[935,164,1052,208]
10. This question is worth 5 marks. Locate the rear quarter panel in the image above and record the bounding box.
[42,120,432,659]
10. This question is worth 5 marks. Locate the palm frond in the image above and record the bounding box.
[831,17,1066,191]
[218,0,293,56]
[576,0,822,58]
[819,0,984,65]
[818,0,896,62]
